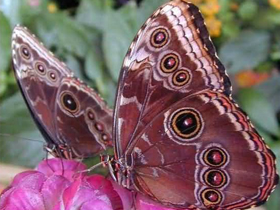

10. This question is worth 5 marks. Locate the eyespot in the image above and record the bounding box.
[35,62,46,75]
[201,188,223,207]
[86,109,95,121]
[160,53,179,73]
[101,133,110,142]
[20,45,31,59]
[150,28,169,48]
[170,108,204,140]
[173,70,191,86]
[203,169,227,188]
[48,70,58,82]
[60,92,79,114]
[95,122,104,132]
[203,147,228,167]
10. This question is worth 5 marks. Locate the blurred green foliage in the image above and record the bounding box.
[0,0,280,208]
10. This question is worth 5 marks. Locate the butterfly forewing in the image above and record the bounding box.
[12,26,113,159]
[113,0,278,209]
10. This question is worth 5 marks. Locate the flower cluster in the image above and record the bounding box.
[0,159,189,210]
[190,0,222,37]
[269,0,280,10]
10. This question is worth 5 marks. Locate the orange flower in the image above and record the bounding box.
[200,1,220,16]
[205,15,222,37]
[235,70,270,88]
[269,0,280,10]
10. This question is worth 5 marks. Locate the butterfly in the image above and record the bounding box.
[11,25,113,159]
[108,0,279,209]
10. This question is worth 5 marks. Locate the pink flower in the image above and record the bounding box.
[0,159,122,210]
[0,159,190,210]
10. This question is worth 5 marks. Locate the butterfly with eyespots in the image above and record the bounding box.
[109,0,279,209]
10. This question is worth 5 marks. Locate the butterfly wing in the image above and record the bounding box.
[113,0,278,209]
[12,26,112,159]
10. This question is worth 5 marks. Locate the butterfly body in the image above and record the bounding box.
[12,26,113,159]
[112,0,279,209]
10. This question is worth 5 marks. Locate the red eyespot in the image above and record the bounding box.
[160,53,179,73]
[150,28,169,48]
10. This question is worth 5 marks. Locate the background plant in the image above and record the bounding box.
[0,0,280,209]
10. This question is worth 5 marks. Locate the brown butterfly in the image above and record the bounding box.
[109,0,279,209]
[12,25,113,159]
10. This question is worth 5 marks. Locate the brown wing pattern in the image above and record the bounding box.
[113,0,278,209]
[12,26,113,159]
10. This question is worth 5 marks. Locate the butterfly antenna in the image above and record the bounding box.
[0,133,44,144]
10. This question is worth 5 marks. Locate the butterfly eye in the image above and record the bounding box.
[35,62,46,75]
[151,28,169,48]
[203,147,228,167]
[60,92,79,113]
[161,53,179,73]
[200,188,223,207]
[173,70,191,86]
[20,45,31,59]
[203,169,227,188]
[171,108,203,140]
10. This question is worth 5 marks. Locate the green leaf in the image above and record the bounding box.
[64,54,84,80]
[0,71,8,96]
[0,12,12,72]
[219,30,270,74]
[102,11,134,81]
[256,75,280,112]
[0,92,44,168]
[137,0,166,26]
[35,13,92,57]
[238,1,258,21]
[56,14,91,57]
[238,88,279,136]
[85,49,103,81]
[0,0,22,26]
[76,0,113,31]
[118,1,139,32]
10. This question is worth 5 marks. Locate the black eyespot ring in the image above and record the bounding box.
[173,70,191,86]
[201,188,223,207]
[203,147,228,167]
[20,45,31,59]
[35,62,46,75]
[160,53,179,73]
[203,169,228,188]
[170,108,203,140]
[60,92,79,114]
[48,70,58,82]
[150,28,169,48]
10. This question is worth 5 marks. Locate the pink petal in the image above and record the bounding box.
[112,181,134,210]
[80,199,115,210]
[11,171,47,191]
[36,158,87,182]
[0,188,45,210]
[62,176,114,210]
[41,175,71,210]
[85,175,122,209]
